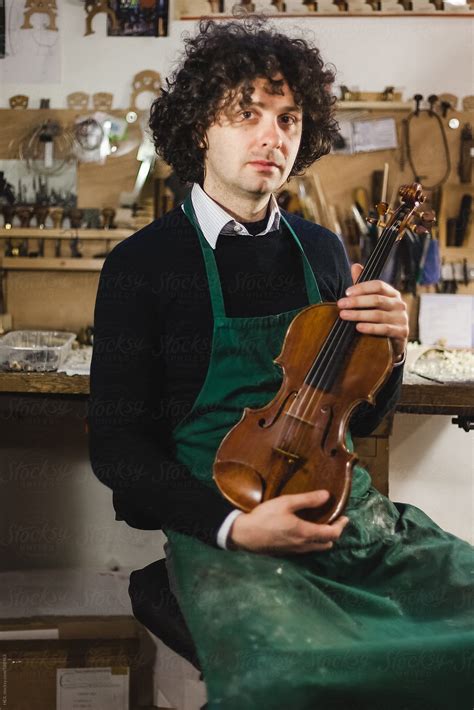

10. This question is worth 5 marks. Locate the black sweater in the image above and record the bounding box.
[88,206,403,546]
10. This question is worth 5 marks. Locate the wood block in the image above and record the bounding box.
[353,434,390,495]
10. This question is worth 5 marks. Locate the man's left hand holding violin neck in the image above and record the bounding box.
[337,263,408,366]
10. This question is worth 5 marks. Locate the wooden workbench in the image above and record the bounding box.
[0,370,472,415]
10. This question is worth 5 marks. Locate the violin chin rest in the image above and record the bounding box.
[213,461,264,511]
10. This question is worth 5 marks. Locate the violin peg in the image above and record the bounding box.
[404,217,418,232]
[375,201,389,216]
[419,209,437,226]
[373,202,390,228]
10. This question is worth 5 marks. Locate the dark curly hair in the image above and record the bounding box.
[149,16,338,184]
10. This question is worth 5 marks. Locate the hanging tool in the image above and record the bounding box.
[403,94,451,190]
[440,262,458,294]
[451,417,474,433]
[427,94,438,115]
[447,193,473,247]
[459,123,473,183]
[463,258,470,287]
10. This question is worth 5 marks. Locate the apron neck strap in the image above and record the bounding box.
[183,195,322,320]
[280,213,322,306]
[183,195,226,318]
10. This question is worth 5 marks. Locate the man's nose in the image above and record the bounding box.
[259,118,283,149]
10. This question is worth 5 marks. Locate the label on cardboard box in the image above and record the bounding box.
[56,667,129,710]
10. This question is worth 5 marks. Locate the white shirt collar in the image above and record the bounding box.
[182,183,281,249]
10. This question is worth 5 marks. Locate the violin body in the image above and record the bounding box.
[213,303,393,524]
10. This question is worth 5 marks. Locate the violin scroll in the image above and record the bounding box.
[373,183,426,239]
[399,182,424,207]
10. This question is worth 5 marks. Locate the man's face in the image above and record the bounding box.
[202,75,303,202]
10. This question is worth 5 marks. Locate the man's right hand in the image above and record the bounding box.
[227,490,349,555]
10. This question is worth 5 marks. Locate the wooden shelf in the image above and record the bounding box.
[0,229,132,240]
[180,13,473,19]
[336,101,411,110]
[0,257,104,271]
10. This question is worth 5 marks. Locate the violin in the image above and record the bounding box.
[213,183,425,524]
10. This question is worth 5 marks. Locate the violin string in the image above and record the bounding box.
[276,221,403,457]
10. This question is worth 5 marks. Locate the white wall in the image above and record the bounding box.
[390,414,473,544]
[0,3,473,108]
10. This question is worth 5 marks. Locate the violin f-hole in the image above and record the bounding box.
[258,390,299,428]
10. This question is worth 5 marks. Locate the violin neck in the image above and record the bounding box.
[357,221,401,284]
[304,207,409,391]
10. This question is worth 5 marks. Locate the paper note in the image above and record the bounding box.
[419,294,474,348]
[352,118,398,153]
[57,667,129,710]
[0,0,61,84]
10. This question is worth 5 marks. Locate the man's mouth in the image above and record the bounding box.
[248,160,281,170]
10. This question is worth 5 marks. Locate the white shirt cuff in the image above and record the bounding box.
[217,509,244,550]
[393,347,407,367]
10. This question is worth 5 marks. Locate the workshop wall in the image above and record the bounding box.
[391,414,473,543]
[0,5,473,107]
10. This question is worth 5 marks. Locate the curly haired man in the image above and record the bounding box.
[90,17,473,710]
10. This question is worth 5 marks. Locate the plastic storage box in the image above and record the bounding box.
[0,330,76,372]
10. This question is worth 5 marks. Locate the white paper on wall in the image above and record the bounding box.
[352,117,398,153]
[0,0,61,85]
[419,294,474,348]
[331,116,398,155]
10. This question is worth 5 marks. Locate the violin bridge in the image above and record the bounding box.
[285,412,314,426]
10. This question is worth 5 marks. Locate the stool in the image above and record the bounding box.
[128,557,201,672]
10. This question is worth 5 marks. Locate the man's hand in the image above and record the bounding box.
[227,490,349,554]
[337,263,408,363]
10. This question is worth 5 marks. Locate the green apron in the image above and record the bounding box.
[165,197,474,710]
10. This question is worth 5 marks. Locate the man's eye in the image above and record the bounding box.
[280,115,297,125]
[241,110,253,119]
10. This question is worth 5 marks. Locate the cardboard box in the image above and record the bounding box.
[0,616,155,710]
